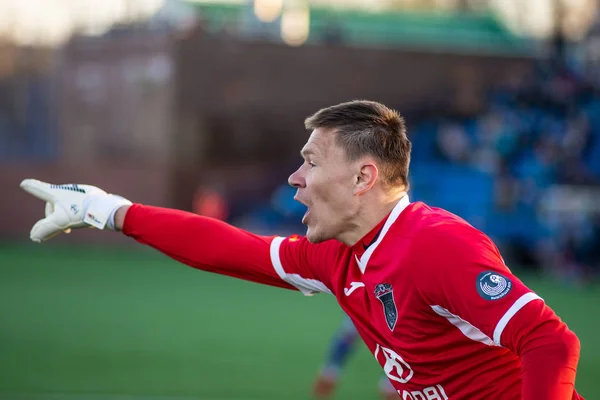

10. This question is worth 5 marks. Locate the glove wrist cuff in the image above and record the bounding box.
[84,194,132,230]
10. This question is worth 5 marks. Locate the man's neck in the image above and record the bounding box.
[338,191,407,247]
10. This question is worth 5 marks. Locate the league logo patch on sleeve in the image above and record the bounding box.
[476,271,512,300]
[374,283,397,331]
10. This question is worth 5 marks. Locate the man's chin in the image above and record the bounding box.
[307,237,324,244]
[305,227,317,243]
[305,227,327,244]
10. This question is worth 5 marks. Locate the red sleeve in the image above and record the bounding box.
[122,204,296,291]
[412,224,581,400]
[503,301,583,400]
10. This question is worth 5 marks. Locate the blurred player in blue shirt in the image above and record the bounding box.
[313,316,397,399]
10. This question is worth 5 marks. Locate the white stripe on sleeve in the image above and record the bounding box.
[269,236,287,280]
[493,292,543,345]
[269,236,332,296]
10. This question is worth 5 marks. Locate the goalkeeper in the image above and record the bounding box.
[21,100,583,399]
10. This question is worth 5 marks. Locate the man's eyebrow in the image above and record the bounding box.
[300,149,315,158]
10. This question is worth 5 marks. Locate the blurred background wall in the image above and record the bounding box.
[2,0,600,274]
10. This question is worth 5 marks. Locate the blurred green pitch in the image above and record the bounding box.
[1,244,598,399]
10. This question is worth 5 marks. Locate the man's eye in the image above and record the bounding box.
[308,161,316,167]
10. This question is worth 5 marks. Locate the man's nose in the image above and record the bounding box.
[288,168,305,188]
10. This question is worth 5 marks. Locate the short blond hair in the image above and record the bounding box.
[305,100,411,187]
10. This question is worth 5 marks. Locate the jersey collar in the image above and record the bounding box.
[353,195,410,274]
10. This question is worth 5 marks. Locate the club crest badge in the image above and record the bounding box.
[374,283,397,331]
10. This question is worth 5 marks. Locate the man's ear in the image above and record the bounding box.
[354,162,378,196]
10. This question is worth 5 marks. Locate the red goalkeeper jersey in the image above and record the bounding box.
[123,196,582,400]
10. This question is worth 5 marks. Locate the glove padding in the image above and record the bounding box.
[20,179,132,242]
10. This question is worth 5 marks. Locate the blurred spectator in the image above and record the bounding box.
[193,185,230,221]
[399,48,600,281]
[435,123,471,164]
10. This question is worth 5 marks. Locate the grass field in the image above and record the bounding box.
[0,243,598,399]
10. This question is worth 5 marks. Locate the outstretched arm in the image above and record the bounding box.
[119,203,295,289]
[21,179,334,294]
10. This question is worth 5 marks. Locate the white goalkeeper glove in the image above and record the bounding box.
[20,179,132,243]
